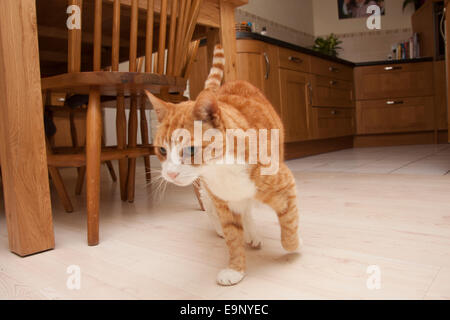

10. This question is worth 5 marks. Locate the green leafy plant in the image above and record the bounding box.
[312,34,342,57]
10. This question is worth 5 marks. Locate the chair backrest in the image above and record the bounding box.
[67,0,202,78]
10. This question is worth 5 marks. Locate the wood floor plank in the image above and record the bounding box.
[1,145,450,299]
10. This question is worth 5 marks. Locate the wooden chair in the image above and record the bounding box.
[45,95,118,199]
[41,0,203,246]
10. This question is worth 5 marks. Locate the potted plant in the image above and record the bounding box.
[312,34,342,57]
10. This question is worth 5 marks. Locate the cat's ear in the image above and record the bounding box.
[194,90,221,127]
[144,90,169,122]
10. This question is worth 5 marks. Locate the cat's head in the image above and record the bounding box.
[145,89,226,186]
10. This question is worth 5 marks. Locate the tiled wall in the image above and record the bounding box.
[236,9,414,63]
[235,9,315,48]
[332,28,414,63]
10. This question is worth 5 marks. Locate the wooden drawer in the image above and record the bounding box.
[356,96,435,134]
[310,56,353,81]
[311,107,354,139]
[312,75,353,108]
[354,62,434,100]
[278,47,310,72]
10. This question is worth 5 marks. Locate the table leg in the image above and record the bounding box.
[219,0,238,81]
[0,0,55,256]
[86,88,102,246]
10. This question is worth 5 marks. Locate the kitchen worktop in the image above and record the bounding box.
[235,31,433,68]
[235,31,355,67]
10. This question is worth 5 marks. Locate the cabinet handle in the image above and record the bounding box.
[384,66,402,71]
[386,100,404,105]
[329,66,339,73]
[331,110,338,115]
[264,52,270,80]
[329,80,338,86]
[307,82,313,106]
[288,56,303,63]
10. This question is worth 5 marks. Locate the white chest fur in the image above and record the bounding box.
[201,164,256,202]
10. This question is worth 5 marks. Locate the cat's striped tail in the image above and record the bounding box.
[204,44,225,92]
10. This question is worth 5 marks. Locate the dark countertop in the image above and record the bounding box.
[235,31,354,67]
[234,31,434,68]
[353,57,433,66]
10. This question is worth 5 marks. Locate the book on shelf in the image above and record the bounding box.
[392,33,420,60]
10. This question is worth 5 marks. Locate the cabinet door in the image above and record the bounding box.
[236,40,281,115]
[434,60,447,130]
[279,69,310,142]
[356,96,435,134]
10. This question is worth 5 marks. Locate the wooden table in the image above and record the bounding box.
[0,0,247,256]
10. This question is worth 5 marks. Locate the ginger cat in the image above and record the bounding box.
[144,45,300,286]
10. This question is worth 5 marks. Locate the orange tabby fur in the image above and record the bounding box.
[145,45,300,286]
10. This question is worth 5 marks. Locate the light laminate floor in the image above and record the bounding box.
[1,144,450,299]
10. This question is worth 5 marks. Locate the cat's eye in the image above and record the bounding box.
[159,147,167,156]
[183,146,197,157]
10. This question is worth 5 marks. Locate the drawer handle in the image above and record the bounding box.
[288,56,303,63]
[384,66,402,71]
[329,66,340,73]
[263,52,270,80]
[386,100,404,105]
[329,80,338,86]
[331,110,338,115]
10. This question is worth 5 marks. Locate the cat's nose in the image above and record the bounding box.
[167,171,179,180]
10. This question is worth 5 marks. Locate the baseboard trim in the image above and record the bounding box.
[285,136,353,160]
[354,131,436,148]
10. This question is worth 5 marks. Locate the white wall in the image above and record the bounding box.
[240,0,314,35]
[313,0,415,36]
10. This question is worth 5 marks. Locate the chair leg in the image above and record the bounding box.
[49,167,74,213]
[69,109,87,196]
[127,95,138,203]
[116,94,128,201]
[140,97,151,182]
[100,133,117,183]
[86,88,102,246]
[105,161,117,182]
[193,179,205,211]
[75,166,86,195]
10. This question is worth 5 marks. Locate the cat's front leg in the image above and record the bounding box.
[200,184,224,238]
[242,209,263,249]
[210,195,246,286]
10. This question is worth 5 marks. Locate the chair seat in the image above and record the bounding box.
[41,72,187,96]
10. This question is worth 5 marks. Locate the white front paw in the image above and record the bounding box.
[216,268,245,286]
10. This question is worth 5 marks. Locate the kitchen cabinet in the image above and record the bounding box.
[434,60,447,131]
[354,61,436,137]
[354,62,434,100]
[310,56,354,81]
[310,74,353,108]
[236,40,354,143]
[356,96,435,134]
[236,40,281,115]
[279,69,310,142]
